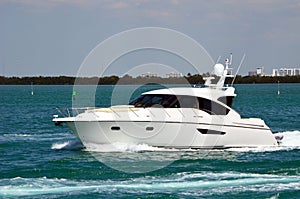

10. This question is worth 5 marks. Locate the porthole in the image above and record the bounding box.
[146,127,154,131]
[111,126,120,131]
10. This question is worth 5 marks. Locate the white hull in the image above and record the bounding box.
[59,107,278,149]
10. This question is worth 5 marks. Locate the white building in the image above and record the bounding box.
[141,72,159,78]
[166,72,183,78]
[248,71,257,76]
[272,68,300,76]
[248,67,263,76]
[256,67,264,76]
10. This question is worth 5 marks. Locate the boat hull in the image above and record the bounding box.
[65,120,278,149]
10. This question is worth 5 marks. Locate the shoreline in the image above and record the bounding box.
[1,75,300,85]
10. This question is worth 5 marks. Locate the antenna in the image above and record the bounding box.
[224,53,233,70]
[216,55,221,63]
[231,54,246,86]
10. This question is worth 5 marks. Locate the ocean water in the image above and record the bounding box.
[1,84,300,198]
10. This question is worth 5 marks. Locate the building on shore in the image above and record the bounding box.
[248,67,264,76]
[272,68,300,76]
[166,72,183,78]
[256,67,264,76]
[141,72,159,78]
[248,71,257,76]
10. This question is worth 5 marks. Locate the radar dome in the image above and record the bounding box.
[214,63,224,76]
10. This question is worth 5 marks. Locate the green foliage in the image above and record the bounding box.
[0,75,300,85]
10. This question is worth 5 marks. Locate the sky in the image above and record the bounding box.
[0,0,300,77]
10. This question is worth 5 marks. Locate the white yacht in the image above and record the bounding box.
[53,56,279,149]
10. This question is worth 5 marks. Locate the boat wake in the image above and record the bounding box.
[1,172,300,197]
[83,142,180,153]
[51,140,83,150]
[227,130,300,152]
[275,130,300,147]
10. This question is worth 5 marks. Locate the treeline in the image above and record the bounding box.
[225,75,300,84]
[0,75,204,85]
[0,75,300,85]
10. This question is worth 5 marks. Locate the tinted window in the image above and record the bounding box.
[129,94,229,115]
[178,96,199,109]
[217,96,234,107]
[161,95,179,108]
[129,95,151,107]
[199,97,229,115]
[129,94,179,108]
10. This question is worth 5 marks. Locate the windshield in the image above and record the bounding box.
[129,94,230,115]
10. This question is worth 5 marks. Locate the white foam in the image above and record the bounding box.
[176,171,280,181]
[51,140,83,150]
[226,146,284,152]
[275,130,300,147]
[83,142,178,153]
[227,130,300,152]
[51,142,69,149]
[1,173,300,197]
[3,133,32,137]
[13,134,32,137]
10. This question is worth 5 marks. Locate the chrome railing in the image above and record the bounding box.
[55,107,95,117]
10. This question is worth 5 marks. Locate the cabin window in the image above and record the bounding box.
[129,95,152,107]
[129,94,229,115]
[129,94,179,108]
[177,96,199,109]
[161,95,179,108]
[147,96,164,107]
[217,96,234,107]
[198,97,229,115]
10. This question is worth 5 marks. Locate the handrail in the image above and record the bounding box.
[55,107,95,117]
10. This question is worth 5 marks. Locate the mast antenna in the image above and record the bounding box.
[216,55,221,63]
[229,53,232,65]
[231,54,245,86]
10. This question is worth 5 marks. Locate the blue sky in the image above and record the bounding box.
[1,0,300,76]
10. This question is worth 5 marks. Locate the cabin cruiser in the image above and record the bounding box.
[53,56,279,149]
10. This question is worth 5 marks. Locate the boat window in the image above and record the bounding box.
[111,126,120,131]
[129,94,179,108]
[129,95,144,106]
[161,95,179,108]
[129,95,152,107]
[129,94,229,115]
[198,97,229,115]
[217,96,234,107]
[178,96,199,109]
[147,95,163,107]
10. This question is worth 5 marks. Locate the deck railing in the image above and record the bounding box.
[55,107,95,117]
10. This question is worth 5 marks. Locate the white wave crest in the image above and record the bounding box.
[275,130,300,147]
[1,172,300,197]
[83,142,177,153]
[51,140,83,150]
[227,130,300,152]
